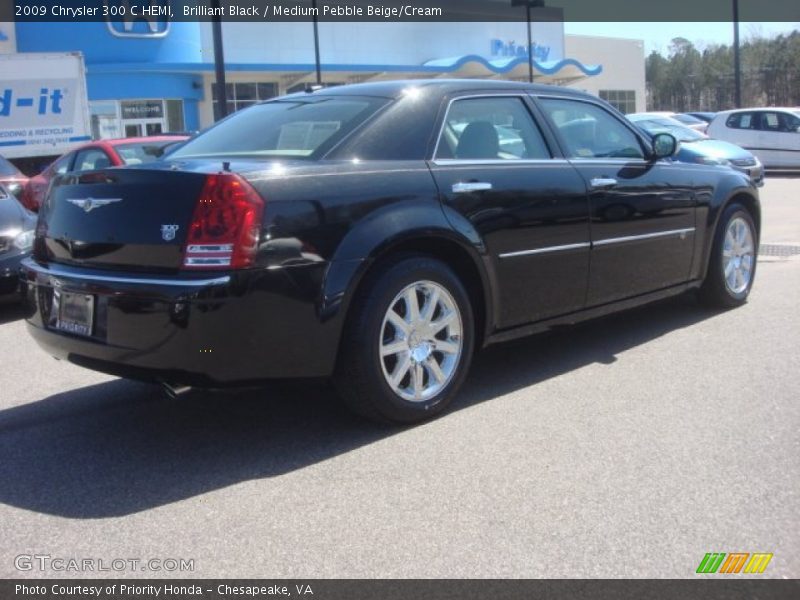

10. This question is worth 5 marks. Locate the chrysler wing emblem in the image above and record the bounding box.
[66,197,123,213]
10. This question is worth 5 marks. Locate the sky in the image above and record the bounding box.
[564,22,800,55]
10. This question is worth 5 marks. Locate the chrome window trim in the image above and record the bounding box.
[432,158,569,167]
[431,93,552,162]
[22,260,230,288]
[593,228,696,247]
[565,158,652,165]
[499,242,591,259]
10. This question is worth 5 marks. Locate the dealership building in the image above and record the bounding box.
[2,18,644,138]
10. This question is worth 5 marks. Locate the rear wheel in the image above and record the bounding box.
[335,256,474,424]
[699,203,758,308]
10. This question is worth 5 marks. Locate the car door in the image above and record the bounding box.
[535,95,697,306]
[718,111,756,153]
[779,111,800,168]
[428,94,590,329]
[760,110,800,168]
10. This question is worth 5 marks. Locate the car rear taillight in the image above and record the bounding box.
[183,173,264,270]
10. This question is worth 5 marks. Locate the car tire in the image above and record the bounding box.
[335,255,475,424]
[699,203,758,308]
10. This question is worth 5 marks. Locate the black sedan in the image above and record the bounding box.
[22,80,760,423]
[0,184,35,299]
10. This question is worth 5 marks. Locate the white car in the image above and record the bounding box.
[707,108,800,169]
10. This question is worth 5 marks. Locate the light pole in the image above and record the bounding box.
[211,0,228,119]
[512,0,545,84]
[312,0,322,86]
[732,0,742,108]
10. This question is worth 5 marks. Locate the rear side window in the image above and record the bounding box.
[539,98,645,159]
[115,142,177,165]
[51,154,72,176]
[170,96,389,160]
[435,97,550,160]
[725,112,756,129]
[73,148,112,171]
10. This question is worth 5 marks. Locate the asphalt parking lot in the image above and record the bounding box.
[0,179,798,579]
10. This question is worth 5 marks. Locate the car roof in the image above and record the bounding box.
[627,111,676,118]
[288,78,598,101]
[102,135,190,146]
[627,113,682,123]
[714,107,800,116]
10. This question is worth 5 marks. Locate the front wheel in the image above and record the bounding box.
[699,203,758,308]
[335,256,475,424]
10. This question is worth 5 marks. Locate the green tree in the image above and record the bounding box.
[645,29,800,111]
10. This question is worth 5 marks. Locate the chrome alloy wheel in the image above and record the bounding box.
[723,216,756,294]
[379,280,463,403]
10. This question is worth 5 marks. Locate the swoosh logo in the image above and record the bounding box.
[66,197,123,213]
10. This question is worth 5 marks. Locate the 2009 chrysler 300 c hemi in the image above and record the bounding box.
[23,80,760,423]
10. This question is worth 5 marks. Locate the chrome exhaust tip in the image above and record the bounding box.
[161,382,193,399]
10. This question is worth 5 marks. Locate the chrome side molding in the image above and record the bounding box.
[499,228,696,259]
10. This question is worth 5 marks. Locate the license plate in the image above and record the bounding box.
[55,290,95,337]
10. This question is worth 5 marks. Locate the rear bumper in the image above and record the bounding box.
[22,259,341,386]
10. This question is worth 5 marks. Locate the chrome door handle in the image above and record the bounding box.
[589,177,618,189]
[452,182,493,193]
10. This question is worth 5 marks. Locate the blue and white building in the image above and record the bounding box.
[3,18,644,139]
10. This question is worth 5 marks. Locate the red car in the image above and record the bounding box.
[24,135,188,211]
[0,155,30,207]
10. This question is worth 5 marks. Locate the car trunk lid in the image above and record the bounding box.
[37,167,209,272]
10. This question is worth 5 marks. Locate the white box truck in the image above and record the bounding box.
[0,52,91,161]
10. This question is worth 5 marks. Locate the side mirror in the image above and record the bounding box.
[651,132,679,159]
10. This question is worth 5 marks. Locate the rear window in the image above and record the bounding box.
[115,141,181,165]
[0,156,22,177]
[170,96,389,160]
[672,113,703,125]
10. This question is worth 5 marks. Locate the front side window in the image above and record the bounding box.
[759,112,782,131]
[539,98,645,159]
[435,97,550,160]
[756,111,800,133]
[171,96,389,160]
